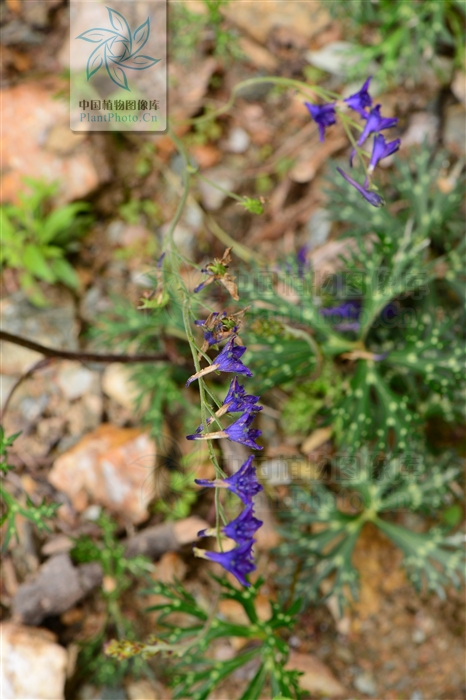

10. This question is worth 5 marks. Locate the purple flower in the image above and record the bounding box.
[344,77,372,117]
[223,377,262,413]
[186,337,252,387]
[222,505,263,544]
[216,338,252,375]
[194,313,235,348]
[195,455,263,504]
[191,378,262,435]
[368,133,401,174]
[224,412,263,450]
[336,167,384,208]
[198,504,263,545]
[305,101,337,142]
[194,541,256,587]
[350,105,398,165]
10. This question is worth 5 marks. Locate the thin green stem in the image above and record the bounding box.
[180,77,339,127]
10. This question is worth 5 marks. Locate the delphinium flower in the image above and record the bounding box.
[186,335,253,386]
[195,455,263,505]
[198,504,263,545]
[194,308,248,355]
[367,133,401,176]
[193,541,256,587]
[193,377,262,433]
[304,101,337,142]
[187,410,263,450]
[336,168,384,207]
[344,76,373,116]
[194,246,239,300]
[303,78,400,207]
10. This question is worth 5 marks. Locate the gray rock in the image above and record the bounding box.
[410,692,424,700]
[353,672,377,696]
[0,19,43,45]
[225,127,250,154]
[1,291,77,364]
[57,362,99,401]
[306,42,370,77]
[198,167,237,211]
[306,208,332,250]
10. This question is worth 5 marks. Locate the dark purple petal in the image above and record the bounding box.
[222,504,263,544]
[369,134,401,172]
[194,455,263,505]
[305,102,337,142]
[357,104,398,149]
[336,167,384,207]
[224,455,263,504]
[193,280,210,293]
[215,337,253,377]
[224,412,263,450]
[223,377,262,413]
[344,76,373,116]
[204,541,256,587]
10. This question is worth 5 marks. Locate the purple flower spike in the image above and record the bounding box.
[195,541,256,587]
[195,455,263,504]
[336,167,384,208]
[344,77,373,117]
[305,101,337,142]
[222,504,263,544]
[368,133,401,174]
[224,412,263,450]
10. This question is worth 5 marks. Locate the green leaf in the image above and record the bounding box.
[22,244,55,283]
[41,203,91,244]
[239,662,267,700]
[50,257,79,289]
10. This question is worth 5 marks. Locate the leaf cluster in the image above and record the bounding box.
[278,450,464,614]
[0,177,92,305]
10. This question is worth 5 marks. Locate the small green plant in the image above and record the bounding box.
[330,0,465,86]
[106,576,303,699]
[0,177,92,305]
[278,450,464,614]
[70,512,153,686]
[169,0,241,64]
[0,428,59,551]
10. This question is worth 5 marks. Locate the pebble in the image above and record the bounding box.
[48,424,156,524]
[410,692,424,700]
[412,628,426,644]
[225,127,250,154]
[198,167,237,211]
[306,41,369,77]
[307,208,332,250]
[353,672,377,696]
[102,363,139,411]
[1,81,110,204]
[0,623,68,699]
[57,362,98,401]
